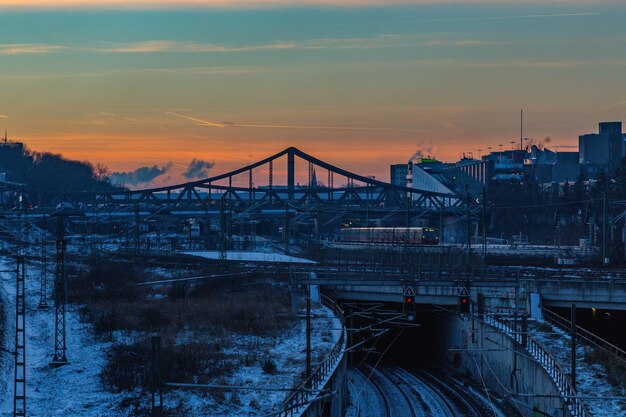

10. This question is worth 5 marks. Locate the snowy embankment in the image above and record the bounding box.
[188,305,340,416]
[530,320,626,416]
[0,255,340,416]
[0,257,127,417]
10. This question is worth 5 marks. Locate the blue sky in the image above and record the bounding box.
[0,1,625,184]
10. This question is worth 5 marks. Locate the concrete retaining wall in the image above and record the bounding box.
[301,353,347,417]
[439,313,569,417]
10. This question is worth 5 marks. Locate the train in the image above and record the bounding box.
[339,227,439,245]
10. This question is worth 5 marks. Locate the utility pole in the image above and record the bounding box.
[439,203,444,275]
[482,186,487,268]
[306,290,311,387]
[219,197,227,266]
[38,216,48,309]
[556,208,561,262]
[465,185,472,300]
[602,192,607,265]
[283,201,290,255]
[151,335,163,417]
[52,216,68,366]
[133,203,140,270]
[571,304,577,390]
[405,192,411,274]
[519,110,524,151]
[14,256,26,417]
[466,185,472,273]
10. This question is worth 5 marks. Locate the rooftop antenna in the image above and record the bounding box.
[519,110,524,151]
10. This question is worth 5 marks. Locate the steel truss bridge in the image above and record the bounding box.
[0,147,465,217]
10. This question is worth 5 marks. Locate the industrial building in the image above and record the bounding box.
[579,121,626,178]
[392,121,625,196]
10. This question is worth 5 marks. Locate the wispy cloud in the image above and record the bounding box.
[94,34,510,54]
[0,114,8,118]
[0,28,601,58]
[0,44,65,55]
[98,40,296,53]
[87,111,138,122]
[0,66,261,81]
[0,1,613,10]
[407,58,626,69]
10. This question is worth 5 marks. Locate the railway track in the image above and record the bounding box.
[427,370,493,416]
[351,367,391,417]
[349,365,504,417]
[409,368,489,417]
[360,364,416,417]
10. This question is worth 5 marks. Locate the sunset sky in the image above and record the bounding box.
[0,0,625,186]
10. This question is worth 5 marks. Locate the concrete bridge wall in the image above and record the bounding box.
[319,279,626,310]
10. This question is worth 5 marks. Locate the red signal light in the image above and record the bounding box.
[403,295,416,315]
[459,296,470,313]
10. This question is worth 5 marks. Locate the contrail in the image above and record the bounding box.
[88,111,138,122]
[167,111,422,132]
[165,111,227,127]
[597,100,626,111]
[236,123,417,132]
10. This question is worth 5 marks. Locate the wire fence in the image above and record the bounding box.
[267,294,346,417]
[542,308,626,367]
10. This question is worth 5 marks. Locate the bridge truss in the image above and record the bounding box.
[1,147,464,217]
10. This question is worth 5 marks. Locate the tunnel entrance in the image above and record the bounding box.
[346,302,451,369]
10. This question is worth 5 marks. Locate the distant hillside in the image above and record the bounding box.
[0,139,123,193]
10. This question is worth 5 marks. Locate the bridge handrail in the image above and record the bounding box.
[542,308,626,366]
[482,313,591,417]
[268,294,346,417]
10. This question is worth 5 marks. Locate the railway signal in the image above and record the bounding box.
[403,294,415,318]
[459,295,470,314]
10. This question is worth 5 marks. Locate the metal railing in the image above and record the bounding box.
[269,294,346,417]
[482,313,591,417]
[543,308,626,366]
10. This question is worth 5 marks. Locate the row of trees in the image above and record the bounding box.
[0,141,122,193]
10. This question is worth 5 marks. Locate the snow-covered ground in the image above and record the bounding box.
[530,320,626,416]
[186,306,341,416]
[181,250,317,264]
[0,255,340,416]
[0,257,126,417]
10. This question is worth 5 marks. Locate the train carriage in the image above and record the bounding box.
[339,227,438,245]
